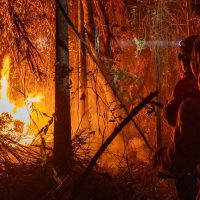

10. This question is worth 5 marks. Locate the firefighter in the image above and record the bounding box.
[153,35,200,200]
[163,35,199,127]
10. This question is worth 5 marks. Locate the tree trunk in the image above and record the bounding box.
[54,0,73,174]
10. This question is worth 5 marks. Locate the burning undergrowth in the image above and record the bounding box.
[0,112,24,136]
[0,113,54,200]
[0,116,46,172]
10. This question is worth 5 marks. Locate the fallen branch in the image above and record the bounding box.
[56,0,154,151]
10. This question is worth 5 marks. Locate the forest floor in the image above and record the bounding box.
[0,161,177,200]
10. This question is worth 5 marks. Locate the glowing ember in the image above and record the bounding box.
[0,56,43,145]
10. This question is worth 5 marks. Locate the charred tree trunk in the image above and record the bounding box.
[54,0,73,174]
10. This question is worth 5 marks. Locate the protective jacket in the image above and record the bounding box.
[163,71,198,126]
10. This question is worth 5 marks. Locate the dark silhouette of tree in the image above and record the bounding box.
[54,0,73,174]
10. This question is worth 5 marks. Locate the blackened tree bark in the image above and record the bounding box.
[54,0,73,174]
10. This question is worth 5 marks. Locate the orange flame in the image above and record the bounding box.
[0,56,43,145]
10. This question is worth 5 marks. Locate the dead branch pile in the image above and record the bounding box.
[0,133,42,174]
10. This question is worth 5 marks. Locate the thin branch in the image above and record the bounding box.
[8,0,43,78]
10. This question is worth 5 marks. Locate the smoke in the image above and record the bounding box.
[145,40,181,47]
[116,39,181,48]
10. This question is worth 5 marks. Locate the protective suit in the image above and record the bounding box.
[153,35,200,200]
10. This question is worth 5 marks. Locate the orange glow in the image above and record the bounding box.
[0,56,44,145]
